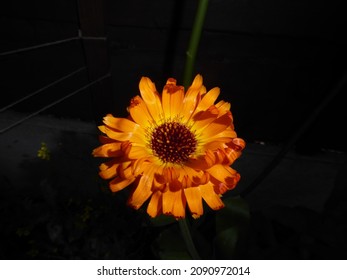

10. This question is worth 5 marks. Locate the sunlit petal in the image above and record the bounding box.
[162,78,184,119]
[92,142,123,157]
[128,95,154,127]
[200,182,225,210]
[196,87,220,111]
[181,74,203,122]
[207,164,239,188]
[139,77,163,122]
[110,176,135,192]
[128,145,149,159]
[103,114,140,132]
[191,105,219,130]
[128,170,154,209]
[199,111,233,139]
[162,190,186,219]
[147,191,162,217]
[184,187,203,218]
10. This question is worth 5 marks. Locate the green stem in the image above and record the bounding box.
[178,218,201,260]
[179,0,209,260]
[183,0,209,88]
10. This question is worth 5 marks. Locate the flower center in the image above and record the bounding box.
[150,121,197,164]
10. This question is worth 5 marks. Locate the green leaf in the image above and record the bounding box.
[152,225,192,260]
[216,195,250,233]
[148,215,177,227]
[213,196,250,258]
[213,227,239,258]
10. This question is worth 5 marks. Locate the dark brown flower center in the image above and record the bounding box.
[150,121,197,164]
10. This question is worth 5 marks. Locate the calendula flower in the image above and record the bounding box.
[92,75,245,219]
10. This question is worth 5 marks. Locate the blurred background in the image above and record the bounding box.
[0,0,346,260]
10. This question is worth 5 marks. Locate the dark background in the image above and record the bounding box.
[0,0,346,260]
[1,0,346,151]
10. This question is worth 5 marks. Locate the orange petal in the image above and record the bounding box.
[101,125,145,144]
[103,114,140,132]
[128,95,153,127]
[187,74,203,92]
[213,182,229,195]
[222,147,242,165]
[117,162,133,179]
[185,156,210,172]
[92,142,123,157]
[197,87,220,111]
[192,105,219,130]
[229,137,246,150]
[127,145,149,159]
[215,100,231,116]
[162,78,184,118]
[98,135,117,144]
[200,112,232,139]
[162,166,180,183]
[128,165,156,209]
[147,191,162,218]
[181,75,203,122]
[207,164,239,187]
[139,77,163,122]
[203,141,226,151]
[200,182,224,210]
[97,125,107,135]
[168,179,182,192]
[184,187,203,218]
[181,175,192,188]
[131,157,152,176]
[109,176,135,192]
[162,190,186,219]
[207,128,237,141]
[179,165,205,185]
[99,162,119,179]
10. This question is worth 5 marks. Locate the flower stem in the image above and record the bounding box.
[183,0,209,88]
[178,218,201,259]
[180,0,209,260]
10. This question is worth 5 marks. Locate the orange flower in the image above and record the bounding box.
[92,75,245,219]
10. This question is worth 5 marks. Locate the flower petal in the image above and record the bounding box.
[215,100,231,116]
[132,157,152,176]
[191,105,219,130]
[181,74,203,122]
[162,189,186,219]
[99,166,117,180]
[229,137,246,150]
[128,165,156,209]
[101,125,145,143]
[205,128,237,142]
[147,191,163,218]
[199,111,232,139]
[139,77,163,122]
[127,95,154,127]
[162,166,180,183]
[103,114,140,132]
[92,142,122,157]
[200,182,224,210]
[109,176,135,192]
[184,187,203,218]
[128,145,149,159]
[178,165,205,185]
[162,78,184,119]
[197,87,220,111]
[207,164,239,188]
